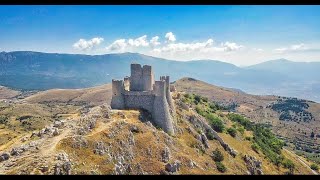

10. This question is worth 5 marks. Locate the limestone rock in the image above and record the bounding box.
[243,155,263,175]
[165,160,181,173]
[161,146,171,163]
[200,133,210,148]
[0,152,10,162]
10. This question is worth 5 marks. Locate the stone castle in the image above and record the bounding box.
[111,64,175,134]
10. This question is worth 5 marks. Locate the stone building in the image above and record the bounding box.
[111,63,175,134]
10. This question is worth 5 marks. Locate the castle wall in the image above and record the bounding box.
[153,81,175,134]
[111,63,175,135]
[123,91,154,112]
[111,80,125,109]
[130,64,143,91]
[142,65,154,91]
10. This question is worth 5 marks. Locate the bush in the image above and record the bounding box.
[310,164,319,171]
[251,143,260,153]
[206,114,225,132]
[282,159,295,173]
[206,132,215,140]
[212,148,224,162]
[215,162,227,173]
[227,127,237,137]
[237,126,245,135]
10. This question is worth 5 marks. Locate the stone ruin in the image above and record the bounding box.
[111,63,175,135]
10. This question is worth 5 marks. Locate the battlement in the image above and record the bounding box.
[111,63,175,134]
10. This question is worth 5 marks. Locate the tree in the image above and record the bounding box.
[227,127,237,137]
[212,148,224,162]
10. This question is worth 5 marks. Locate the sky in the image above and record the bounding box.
[0,5,320,66]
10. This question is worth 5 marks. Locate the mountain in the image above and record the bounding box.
[0,51,319,102]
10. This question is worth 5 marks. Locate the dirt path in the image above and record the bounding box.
[283,148,318,175]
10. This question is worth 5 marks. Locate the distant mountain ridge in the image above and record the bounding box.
[0,51,320,102]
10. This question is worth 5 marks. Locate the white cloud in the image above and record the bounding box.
[128,35,149,47]
[106,39,127,51]
[221,41,244,52]
[150,36,161,47]
[153,39,214,53]
[275,43,308,53]
[165,32,176,43]
[73,37,104,51]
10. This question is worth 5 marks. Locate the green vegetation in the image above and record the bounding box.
[211,148,224,162]
[310,163,319,171]
[282,159,295,174]
[268,97,314,123]
[251,143,260,153]
[0,115,8,124]
[227,127,237,137]
[184,93,226,132]
[215,161,227,173]
[227,113,297,172]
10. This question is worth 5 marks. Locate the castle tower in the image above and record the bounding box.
[111,80,125,109]
[153,81,175,135]
[142,65,154,91]
[130,64,143,91]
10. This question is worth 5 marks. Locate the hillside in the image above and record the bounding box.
[173,78,320,160]
[1,51,320,102]
[0,88,316,174]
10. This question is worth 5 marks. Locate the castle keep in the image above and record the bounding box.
[111,64,175,134]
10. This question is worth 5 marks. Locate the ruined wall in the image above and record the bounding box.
[123,91,154,113]
[111,63,175,135]
[111,80,125,109]
[130,64,143,91]
[152,81,175,134]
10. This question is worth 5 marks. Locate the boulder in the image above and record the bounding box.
[0,152,10,162]
[165,160,181,173]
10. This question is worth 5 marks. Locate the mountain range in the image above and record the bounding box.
[0,51,319,102]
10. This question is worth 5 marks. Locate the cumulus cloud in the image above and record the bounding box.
[128,35,149,47]
[150,36,161,47]
[165,32,176,43]
[221,41,244,52]
[106,39,127,51]
[73,37,104,51]
[275,43,308,53]
[153,39,214,53]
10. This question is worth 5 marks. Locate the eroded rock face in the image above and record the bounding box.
[165,160,181,173]
[93,141,109,156]
[200,133,210,148]
[54,152,72,175]
[243,155,263,175]
[161,146,171,163]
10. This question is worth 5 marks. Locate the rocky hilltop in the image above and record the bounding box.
[0,81,318,174]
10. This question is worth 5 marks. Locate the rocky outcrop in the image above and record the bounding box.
[243,155,263,175]
[187,114,238,157]
[161,146,171,163]
[53,152,72,175]
[0,152,10,162]
[165,160,181,173]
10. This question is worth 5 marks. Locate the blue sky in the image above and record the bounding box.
[1,5,320,65]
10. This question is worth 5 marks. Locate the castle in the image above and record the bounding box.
[111,63,175,135]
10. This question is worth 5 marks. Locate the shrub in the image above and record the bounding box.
[206,132,215,140]
[282,159,295,173]
[251,143,260,153]
[215,162,227,173]
[194,94,201,104]
[310,164,319,171]
[212,148,224,162]
[237,126,245,135]
[206,114,225,132]
[227,127,237,137]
